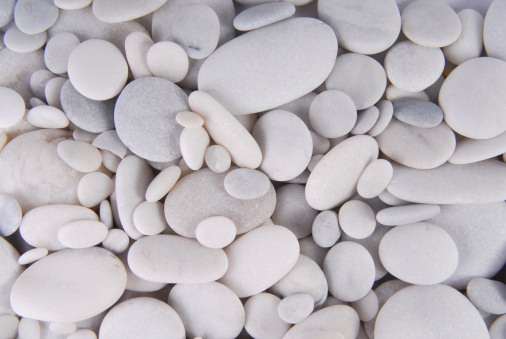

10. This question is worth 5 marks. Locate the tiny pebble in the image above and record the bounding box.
[367,100,393,137]
[338,200,376,239]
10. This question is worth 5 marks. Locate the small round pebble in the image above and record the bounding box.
[393,98,444,128]
[67,39,128,101]
[484,0,506,62]
[0,86,25,128]
[57,140,102,173]
[145,165,181,202]
[204,145,232,173]
[312,210,340,248]
[44,32,80,74]
[278,293,315,324]
[368,100,393,137]
[101,228,129,254]
[132,201,168,235]
[224,168,271,200]
[351,106,380,135]
[14,0,59,34]
[147,41,189,83]
[0,314,19,339]
[467,278,506,315]
[30,69,56,100]
[18,247,48,265]
[44,76,66,109]
[49,322,76,334]
[350,289,379,322]
[3,26,47,53]
[67,329,97,339]
[376,204,441,226]
[92,130,127,159]
[309,90,357,138]
[307,154,324,173]
[175,111,204,129]
[244,293,290,339]
[18,317,40,339]
[234,2,296,31]
[57,220,109,248]
[195,216,236,249]
[0,193,22,237]
[77,172,114,208]
[26,105,69,129]
[357,159,393,199]
[338,200,376,239]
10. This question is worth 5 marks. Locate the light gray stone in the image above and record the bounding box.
[484,0,506,62]
[234,2,295,31]
[393,98,444,128]
[92,0,167,23]
[14,0,59,34]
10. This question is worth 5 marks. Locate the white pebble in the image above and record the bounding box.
[29,97,45,107]
[367,100,394,137]
[57,140,102,173]
[444,9,484,65]
[0,314,19,339]
[145,165,181,202]
[101,228,129,255]
[357,159,393,199]
[312,210,340,248]
[0,193,22,237]
[244,293,290,338]
[310,131,330,155]
[124,31,153,79]
[99,200,114,229]
[307,154,324,173]
[18,248,48,265]
[233,2,296,31]
[57,220,109,248]
[204,145,231,173]
[467,278,506,315]
[351,106,380,135]
[132,201,168,235]
[147,41,189,83]
[484,0,506,62]
[449,130,506,164]
[196,216,236,249]
[224,168,271,200]
[18,317,40,339]
[175,111,204,128]
[376,204,441,226]
[180,126,210,171]
[67,329,97,339]
[309,90,357,138]
[92,130,128,159]
[0,86,25,128]
[14,0,58,35]
[73,128,99,144]
[44,32,80,74]
[26,105,69,129]
[49,322,76,335]
[44,76,66,109]
[338,200,376,239]
[77,172,114,208]
[350,289,379,322]
[278,293,314,324]
[385,84,430,102]
[4,25,47,53]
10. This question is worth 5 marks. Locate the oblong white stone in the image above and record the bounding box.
[0,86,25,128]
[0,193,22,237]
[219,225,299,298]
[450,130,506,164]
[26,105,69,129]
[175,111,204,129]
[338,200,376,239]
[368,100,393,137]
[77,172,114,208]
[145,165,181,202]
[44,76,66,109]
[128,234,228,283]
[278,293,314,324]
[124,31,153,79]
[357,159,393,199]
[4,25,47,53]
[132,201,167,236]
[306,135,379,210]
[244,293,290,339]
[92,0,167,23]
[18,248,48,265]
[467,278,506,315]
[0,237,23,316]
[99,199,114,229]
[224,168,270,200]
[180,126,210,171]
[376,204,441,226]
[312,210,340,248]
[14,0,59,35]
[57,140,102,173]
[58,220,109,248]
[351,106,380,135]
[196,216,236,249]
[198,17,337,114]
[444,9,484,65]
[44,32,80,74]
[10,247,126,322]
[233,2,295,31]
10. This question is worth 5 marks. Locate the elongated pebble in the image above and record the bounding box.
[309,90,357,138]
[14,0,59,35]
[147,41,188,83]
[338,200,376,239]
[4,26,47,53]
[175,111,204,129]
[467,278,506,315]
[234,2,296,31]
[18,247,48,265]
[102,228,129,254]
[357,159,393,199]
[195,216,236,249]
[57,140,102,173]
[244,293,290,339]
[92,0,167,23]
[180,126,210,170]
[44,76,66,109]
[376,204,441,226]
[278,293,314,324]
[490,315,506,339]
[124,31,153,79]
[0,193,22,237]
[58,220,109,248]
[189,91,262,169]
[101,150,120,173]
[145,165,181,202]
[92,130,128,159]
[312,210,340,248]
[77,172,114,208]
[133,201,167,235]
[351,106,379,135]
[18,317,40,339]
[449,131,506,164]
[367,100,393,137]
[484,0,506,61]
[26,105,68,128]
[393,98,444,128]
[44,32,80,74]
[204,145,231,173]
[444,9,484,65]
[224,168,270,200]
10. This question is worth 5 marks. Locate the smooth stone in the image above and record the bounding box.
[60,81,115,133]
[325,53,387,110]
[168,282,245,339]
[393,98,444,128]
[484,0,506,61]
[180,126,210,170]
[439,57,506,139]
[350,290,378,322]
[117,248,166,293]
[429,202,506,289]
[57,220,108,248]
[385,84,430,102]
[146,41,188,83]
[312,210,340,248]
[379,222,459,285]
[244,293,291,339]
[18,247,49,265]
[270,254,328,307]
[309,90,357,138]
[128,234,227,283]
[73,128,99,144]
[44,76,66,109]
[14,0,59,34]
[172,4,220,59]
[224,168,270,200]
[274,91,317,131]
[57,140,102,173]
[20,204,98,251]
[376,204,441,226]
[44,32,80,74]
[0,236,23,316]
[30,69,55,100]
[324,241,375,302]
[124,31,153,79]
[450,130,506,164]
[132,201,167,236]
[195,216,236,249]
[252,109,312,181]
[310,131,330,155]
[0,130,85,212]
[357,159,393,199]
[175,111,204,129]
[204,145,231,173]
[115,77,188,162]
[29,97,45,107]
[92,0,167,23]
[92,130,127,159]
[26,105,69,128]
[219,225,299,298]
[10,247,126,322]
[18,317,41,339]
[198,17,337,114]
[467,278,506,315]
[234,2,296,31]
[48,322,76,334]
[100,150,120,173]
[0,0,15,27]
[489,314,506,339]
[67,39,128,101]
[68,329,97,339]
[385,40,445,92]
[305,135,379,210]
[99,297,184,339]
[338,200,376,239]
[374,284,489,339]
[4,26,47,53]
[0,193,22,237]
[115,155,154,239]
[278,293,314,324]
[377,119,456,169]
[272,184,319,239]
[77,172,113,208]
[189,91,262,169]
[387,160,506,204]
[444,9,484,65]
[351,106,379,135]
[402,0,461,47]
[283,305,360,339]
[145,166,181,203]
[318,0,400,54]
[101,228,129,254]
[164,167,276,237]
[307,154,324,173]
[0,315,19,338]
[368,100,393,137]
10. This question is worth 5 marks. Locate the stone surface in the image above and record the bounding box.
[57,140,102,173]
[376,204,441,226]
[338,200,376,239]
[244,293,290,339]
[484,0,506,61]
[132,201,168,236]
[26,105,69,129]
[385,84,430,102]
[312,210,340,248]
[44,76,66,109]
[175,111,204,129]
[204,145,231,173]
[278,293,314,324]
[350,289,378,322]
[57,220,109,248]
[357,159,393,199]
[0,315,19,339]
[467,278,506,315]
[3,26,47,53]
[234,2,295,31]
[92,0,167,23]
[101,228,129,255]
[92,130,127,159]
[0,193,22,237]
[224,168,270,200]
[30,69,55,100]
[0,236,23,316]
[450,130,506,164]
[393,98,444,128]
[444,9,484,65]
[195,216,236,249]
[145,165,181,202]
[147,41,188,83]
[489,314,506,339]
[17,317,40,339]
[309,90,357,138]
[14,0,59,34]
[368,100,393,137]
[44,32,80,74]
[18,247,48,265]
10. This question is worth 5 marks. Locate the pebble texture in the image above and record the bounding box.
[309,90,357,138]
[14,0,59,35]
[224,168,271,200]
[444,9,484,65]
[92,0,168,23]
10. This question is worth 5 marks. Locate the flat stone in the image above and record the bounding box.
[0,194,22,237]
[467,278,506,315]
[374,284,489,339]
[145,165,181,202]
[115,77,188,162]
[252,110,312,181]
[92,0,167,23]
[20,204,98,251]
[219,225,299,298]
[450,130,506,164]
[368,100,393,137]
[393,98,444,128]
[376,204,441,226]
[99,297,184,339]
[234,2,295,31]
[204,145,231,173]
[18,247,48,265]
[101,229,129,255]
[244,293,290,339]
[92,130,127,158]
[124,31,153,79]
[57,140,102,173]
[312,210,340,248]
[224,168,271,200]
[484,0,506,61]
[0,236,23,316]
[318,0,400,54]
[198,17,337,114]
[147,41,188,83]
[180,126,209,170]
[132,201,167,236]
[10,247,126,322]
[278,293,314,324]
[444,9,484,65]
[385,40,445,92]
[376,119,456,169]
[387,160,506,204]
[44,32,80,74]
[338,200,376,239]
[357,159,393,199]
[351,106,379,135]
[350,290,378,322]
[26,105,69,129]
[195,216,236,249]
[439,57,506,139]
[57,220,109,248]
[309,90,357,138]
[164,167,276,238]
[305,135,379,210]
[14,0,59,34]
[4,26,47,53]
[0,129,85,212]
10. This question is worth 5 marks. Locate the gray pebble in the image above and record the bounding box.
[393,98,444,128]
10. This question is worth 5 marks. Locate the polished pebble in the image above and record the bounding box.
[100,150,120,173]
[393,98,444,128]
[57,220,109,248]
[132,201,167,236]
[444,9,484,65]
[376,204,441,226]
[278,293,314,324]
[310,131,330,155]
[101,228,129,254]
[309,90,357,138]
[244,293,290,338]
[195,216,236,249]
[48,322,76,334]
[17,317,41,339]
[224,168,271,200]
[18,247,48,265]
[57,140,102,173]
[30,69,55,100]
[350,289,378,322]
[484,0,506,61]
[449,131,506,164]
[145,165,181,202]
[44,76,66,109]
[0,314,19,339]
[234,2,295,31]
[77,172,114,208]
[44,32,80,74]
[147,41,188,83]
[73,128,99,143]
[14,0,59,34]
[351,106,380,135]
[338,200,376,239]
[204,145,231,173]
[4,26,47,53]
[467,278,506,315]
[0,193,22,237]
[0,87,25,128]
[357,159,393,199]
[312,210,340,248]
[26,105,68,128]
[368,100,393,137]
[175,111,204,129]
[179,127,209,171]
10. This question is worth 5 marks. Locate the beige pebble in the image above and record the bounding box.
[26,105,69,129]
[145,165,181,202]
[196,216,236,249]
[175,111,204,128]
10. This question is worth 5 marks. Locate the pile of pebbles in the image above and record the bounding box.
[1,0,506,338]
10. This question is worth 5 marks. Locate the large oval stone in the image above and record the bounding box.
[198,17,337,114]
[10,247,127,323]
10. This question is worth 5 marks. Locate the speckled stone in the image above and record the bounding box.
[393,98,444,128]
